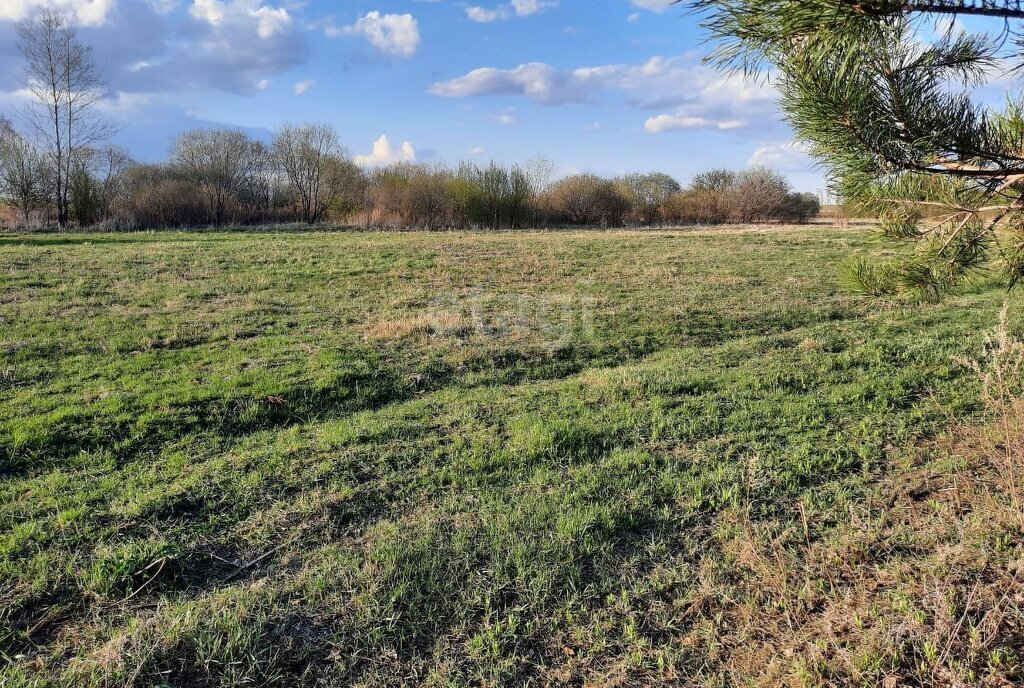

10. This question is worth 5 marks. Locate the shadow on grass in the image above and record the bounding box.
[0,225,370,248]
[0,305,858,479]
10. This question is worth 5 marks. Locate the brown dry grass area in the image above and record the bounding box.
[705,425,1022,687]
[361,311,471,342]
[533,403,1023,688]
[689,319,1024,687]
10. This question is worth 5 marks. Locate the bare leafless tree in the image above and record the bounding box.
[173,129,268,225]
[273,123,351,225]
[619,172,681,226]
[0,117,50,225]
[546,174,630,226]
[404,163,451,230]
[17,9,114,228]
[728,166,790,223]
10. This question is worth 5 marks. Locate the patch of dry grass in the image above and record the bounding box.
[361,311,471,342]
[680,304,1024,687]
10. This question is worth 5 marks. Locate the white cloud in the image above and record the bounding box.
[190,0,225,24]
[645,115,745,133]
[355,135,417,167]
[496,112,519,125]
[470,146,486,155]
[466,0,557,22]
[331,11,420,58]
[627,12,640,22]
[190,0,290,38]
[249,4,289,38]
[431,56,782,138]
[0,87,40,107]
[256,79,269,90]
[631,0,674,12]
[147,0,180,15]
[511,0,556,16]
[466,6,510,22]
[430,56,779,135]
[0,0,115,26]
[747,140,814,171]
[93,91,159,114]
[124,0,306,93]
[292,79,313,95]
[430,62,596,104]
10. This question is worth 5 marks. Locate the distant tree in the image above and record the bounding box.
[547,174,631,226]
[524,156,556,227]
[93,145,133,212]
[781,192,821,223]
[459,162,533,229]
[273,123,350,224]
[691,169,736,193]
[173,129,268,225]
[324,157,365,220]
[692,0,1024,295]
[64,145,131,226]
[17,9,114,228]
[124,164,208,228]
[729,166,791,222]
[524,156,556,195]
[68,159,100,226]
[0,118,49,225]
[405,164,451,230]
[366,164,413,228]
[685,169,737,223]
[620,172,682,225]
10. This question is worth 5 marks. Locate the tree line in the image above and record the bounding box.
[0,8,819,231]
[0,118,819,230]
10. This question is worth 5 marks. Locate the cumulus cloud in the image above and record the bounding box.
[355,135,417,167]
[511,0,556,16]
[126,0,307,92]
[0,0,312,97]
[98,0,309,94]
[466,0,557,22]
[644,115,745,133]
[190,0,290,38]
[430,56,780,134]
[0,0,115,26]
[466,6,509,22]
[292,79,313,95]
[747,140,814,171]
[331,11,420,58]
[429,62,597,104]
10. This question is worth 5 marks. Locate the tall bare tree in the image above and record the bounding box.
[173,129,268,226]
[273,123,351,225]
[17,9,113,228]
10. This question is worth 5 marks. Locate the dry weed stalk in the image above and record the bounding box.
[959,300,1024,522]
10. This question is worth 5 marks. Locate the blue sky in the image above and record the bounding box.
[0,0,830,191]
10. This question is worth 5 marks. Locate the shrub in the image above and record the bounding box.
[545,174,630,227]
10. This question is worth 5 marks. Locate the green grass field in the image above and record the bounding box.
[1,227,1020,686]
